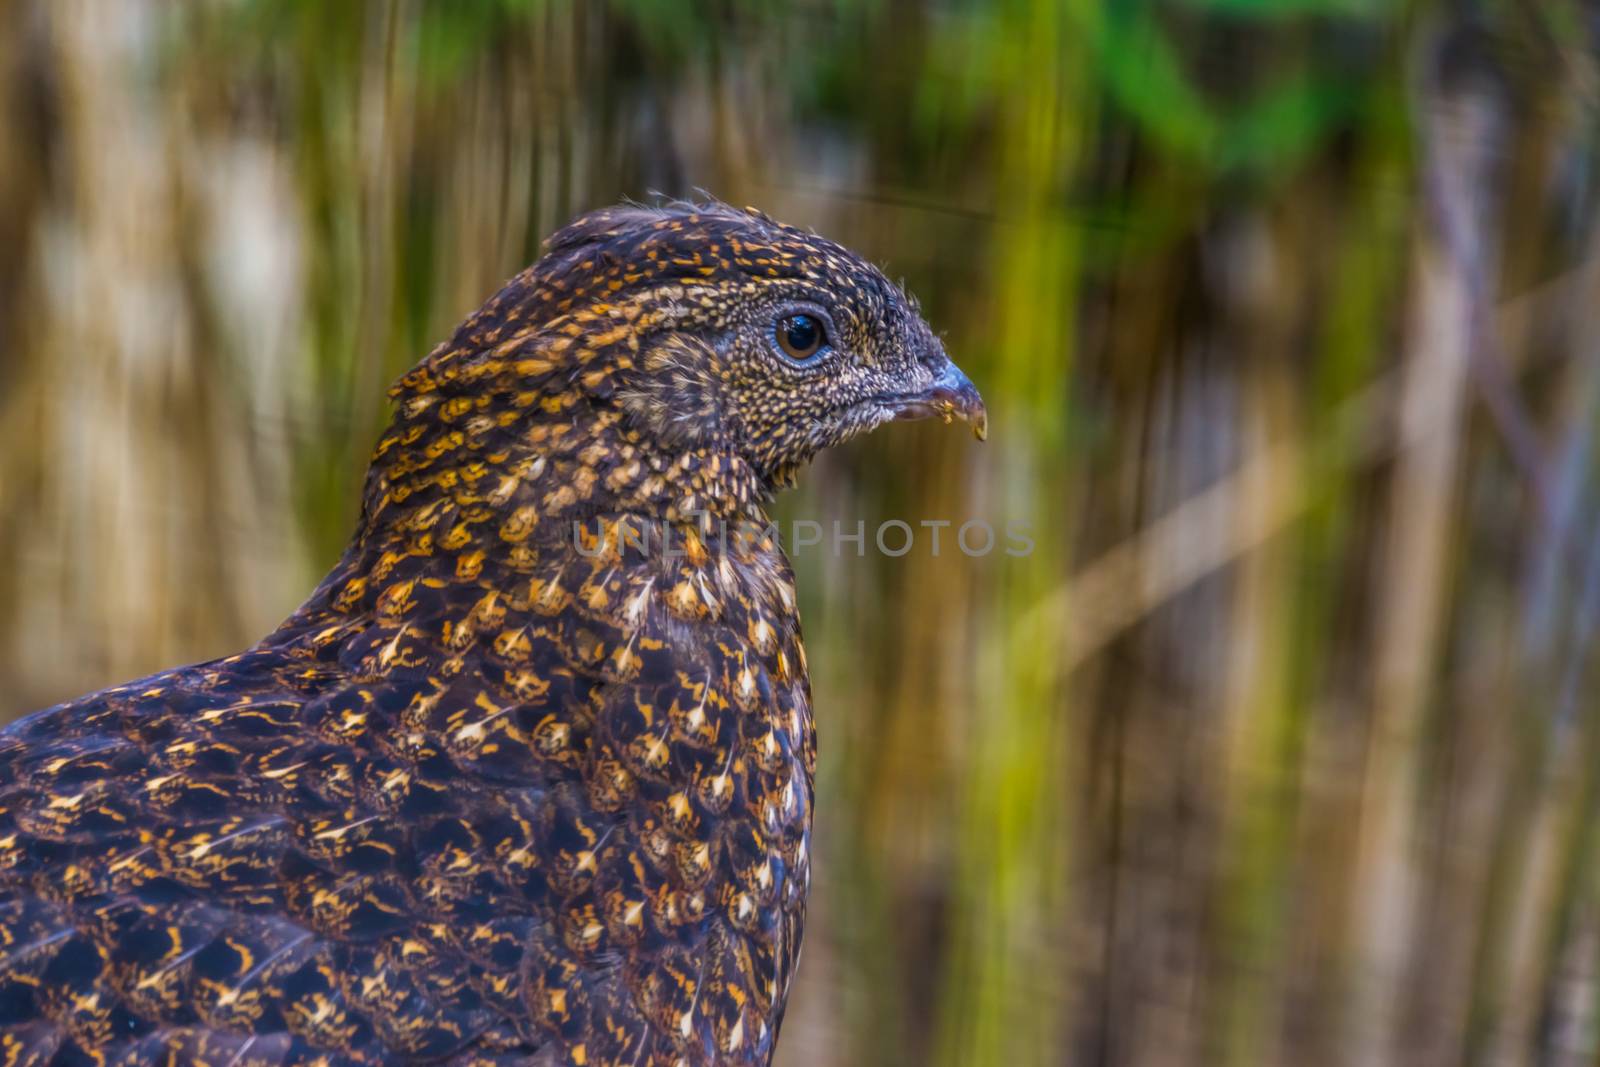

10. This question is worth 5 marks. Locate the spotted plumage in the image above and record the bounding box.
[0,202,985,1066]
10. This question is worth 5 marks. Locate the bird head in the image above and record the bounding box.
[548,203,988,483]
[388,201,985,510]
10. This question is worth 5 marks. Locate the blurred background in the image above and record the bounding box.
[3,1,1599,1064]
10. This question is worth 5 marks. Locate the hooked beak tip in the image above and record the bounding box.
[891,361,988,442]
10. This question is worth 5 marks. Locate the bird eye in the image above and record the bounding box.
[774,313,827,362]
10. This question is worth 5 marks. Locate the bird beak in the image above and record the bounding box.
[890,360,989,441]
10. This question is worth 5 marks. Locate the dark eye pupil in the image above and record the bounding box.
[784,315,819,354]
[774,315,825,361]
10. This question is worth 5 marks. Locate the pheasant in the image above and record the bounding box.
[0,202,986,1066]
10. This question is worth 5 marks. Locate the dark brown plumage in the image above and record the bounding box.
[0,202,985,1066]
